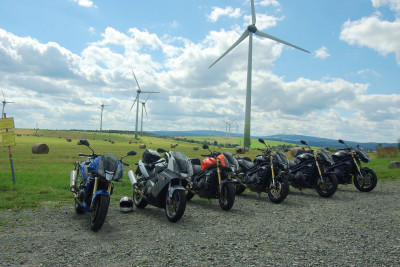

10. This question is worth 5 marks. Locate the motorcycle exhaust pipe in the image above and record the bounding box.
[128,170,137,186]
[70,170,77,193]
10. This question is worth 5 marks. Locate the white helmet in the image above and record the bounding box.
[119,196,133,212]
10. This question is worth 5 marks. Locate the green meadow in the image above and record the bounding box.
[0,129,399,210]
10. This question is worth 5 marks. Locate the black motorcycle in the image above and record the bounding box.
[235,139,290,203]
[288,140,338,197]
[185,144,236,211]
[329,139,377,192]
[128,148,187,223]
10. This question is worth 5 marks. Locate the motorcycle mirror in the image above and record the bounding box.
[78,139,90,146]
[338,139,344,144]
[127,151,137,156]
[202,144,209,150]
[258,138,265,144]
[157,148,167,153]
[300,140,307,146]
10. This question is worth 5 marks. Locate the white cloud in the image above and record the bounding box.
[207,6,242,22]
[372,0,400,13]
[357,68,382,77]
[340,12,400,64]
[258,0,280,7]
[314,46,330,59]
[69,0,96,8]
[0,26,399,143]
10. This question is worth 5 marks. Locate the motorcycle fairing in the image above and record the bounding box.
[150,168,183,198]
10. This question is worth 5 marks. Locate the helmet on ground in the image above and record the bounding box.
[119,196,133,212]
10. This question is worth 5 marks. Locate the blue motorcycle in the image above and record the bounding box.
[70,139,136,231]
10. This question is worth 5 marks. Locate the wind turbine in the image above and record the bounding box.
[1,89,14,119]
[130,70,159,139]
[209,0,309,148]
[139,94,151,136]
[99,99,109,133]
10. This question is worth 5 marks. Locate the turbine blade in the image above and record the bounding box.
[144,105,148,118]
[140,91,160,94]
[251,0,256,24]
[209,29,250,68]
[132,70,141,91]
[255,30,310,53]
[130,97,138,111]
[144,94,151,103]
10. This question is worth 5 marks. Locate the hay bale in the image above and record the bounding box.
[32,143,49,154]
[171,144,176,148]
[193,146,199,151]
[139,144,146,149]
[389,161,400,168]
[66,138,72,142]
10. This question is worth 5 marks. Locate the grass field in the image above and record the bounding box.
[0,129,399,210]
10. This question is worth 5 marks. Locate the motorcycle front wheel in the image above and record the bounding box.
[90,195,110,232]
[268,176,290,204]
[354,168,377,192]
[316,173,338,198]
[219,182,235,211]
[165,190,186,223]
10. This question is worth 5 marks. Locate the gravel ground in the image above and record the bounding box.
[1,181,400,266]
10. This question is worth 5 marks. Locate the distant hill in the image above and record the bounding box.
[149,130,397,150]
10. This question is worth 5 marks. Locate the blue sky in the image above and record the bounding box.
[0,0,399,143]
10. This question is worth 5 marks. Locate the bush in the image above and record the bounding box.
[376,146,399,158]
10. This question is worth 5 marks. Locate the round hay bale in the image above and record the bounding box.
[32,143,49,154]
[171,144,176,148]
[193,146,199,151]
[389,161,400,169]
[129,140,132,144]
[139,144,146,149]
[66,138,72,142]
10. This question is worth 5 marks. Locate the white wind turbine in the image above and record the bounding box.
[1,89,14,119]
[130,70,159,139]
[99,99,109,133]
[209,0,309,148]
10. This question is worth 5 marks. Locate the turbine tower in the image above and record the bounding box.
[1,89,14,119]
[130,70,159,139]
[100,99,109,133]
[139,94,151,135]
[209,0,309,148]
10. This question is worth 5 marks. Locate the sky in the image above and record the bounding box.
[0,0,399,143]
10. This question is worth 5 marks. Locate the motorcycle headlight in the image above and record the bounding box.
[105,171,114,181]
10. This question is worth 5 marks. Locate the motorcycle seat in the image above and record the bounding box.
[289,161,297,168]
[237,156,254,169]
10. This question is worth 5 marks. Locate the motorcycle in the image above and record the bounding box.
[128,148,187,223]
[329,139,377,192]
[235,139,290,204]
[70,139,136,231]
[288,140,338,197]
[185,144,236,211]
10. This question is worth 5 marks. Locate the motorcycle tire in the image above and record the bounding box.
[165,190,186,223]
[235,184,246,195]
[354,168,377,192]
[268,176,290,204]
[185,190,195,201]
[219,183,235,211]
[74,199,85,214]
[133,189,148,209]
[315,173,338,198]
[90,195,110,232]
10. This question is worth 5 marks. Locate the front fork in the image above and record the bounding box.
[314,154,325,183]
[352,154,363,178]
[270,157,276,187]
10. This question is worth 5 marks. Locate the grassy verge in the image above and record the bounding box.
[0,130,399,210]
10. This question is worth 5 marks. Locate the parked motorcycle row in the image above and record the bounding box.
[69,138,377,231]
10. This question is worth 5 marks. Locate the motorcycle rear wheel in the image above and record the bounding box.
[133,189,148,209]
[354,168,377,192]
[90,195,110,232]
[268,176,289,204]
[74,199,85,214]
[165,190,186,223]
[235,184,246,195]
[219,183,235,211]
[316,173,338,198]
